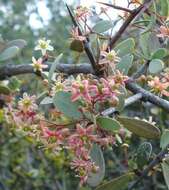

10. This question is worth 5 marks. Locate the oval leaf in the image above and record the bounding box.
[96,116,121,133]
[0,46,19,62]
[0,84,11,95]
[48,54,62,83]
[114,38,135,57]
[87,144,105,187]
[116,116,161,139]
[116,54,133,75]
[7,39,27,49]
[136,142,152,169]
[148,59,164,74]
[151,48,168,59]
[95,172,135,190]
[160,130,169,150]
[53,91,82,120]
[162,162,169,189]
[92,20,113,33]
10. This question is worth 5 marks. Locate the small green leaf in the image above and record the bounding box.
[70,39,84,52]
[87,144,105,187]
[8,77,21,91]
[136,142,152,169]
[159,0,169,17]
[7,39,27,49]
[160,130,169,150]
[162,162,169,189]
[95,172,135,190]
[96,116,121,133]
[92,20,113,33]
[48,54,62,83]
[53,91,82,120]
[151,48,168,59]
[40,97,53,105]
[114,38,135,57]
[116,54,134,75]
[116,116,161,139]
[139,32,160,59]
[148,59,164,74]
[0,46,19,62]
[0,84,11,95]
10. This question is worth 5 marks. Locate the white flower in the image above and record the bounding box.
[31,57,48,72]
[35,39,54,55]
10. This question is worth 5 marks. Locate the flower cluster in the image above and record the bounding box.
[157,25,169,38]
[74,6,91,21]
[148,76,169,97]
[39,121,115,185]
[4,93,38,127]
[70,74,127,106]
[31,38,54,73]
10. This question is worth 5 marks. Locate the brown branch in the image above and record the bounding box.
[0,63,94,80]
[108,0,154,49]
[97,2,134,14]
[66,4,99,74]
[128,145,169,190]
[126,80,169,113]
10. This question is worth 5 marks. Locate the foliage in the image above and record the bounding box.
[0,0,169,190]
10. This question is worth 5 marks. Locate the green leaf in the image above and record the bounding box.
[114,38,135,57]
[87,144,105,187]
[8,77,21,91]
[162,162,169,189]
[116,54,134,75]
[159,0,169,17]
[151,48,168,59]
[95,172,135,190]
[92,20,113,33]
[0,46,19,62]
[160,130,169,150]
[139,32,160,59]
[148,59,164,74]
[48,54,62,83]
[40,97,53,105]
[96,116,121,133]
[6,39,27,49]
[116,116,161,139]
[136,142,152,169]
[0,84,11,95]
[70,39,84,52]
[53,91,82,120]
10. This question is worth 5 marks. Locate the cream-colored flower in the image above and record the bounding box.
[31,57,48,72]
[99,50,120,69]
[35,39,54,55]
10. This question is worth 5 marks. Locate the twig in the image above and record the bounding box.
[101,93,143,116]
[108,0,154,49]
[128,145,169,190]
[66,4,99,74]
[97,2,134,14]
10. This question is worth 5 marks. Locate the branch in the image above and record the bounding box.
[98,2,134,14]
[101,93,143,116]
[1,63,169,113]
[108,0,154,49]
[66,4,99,74]
[126,80,169,113]
[129,145,169,190]
[0,63,94,80]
